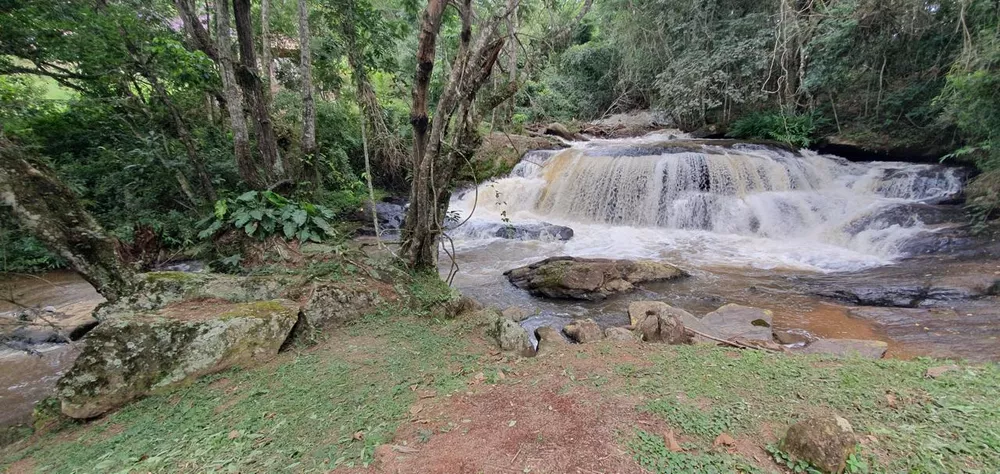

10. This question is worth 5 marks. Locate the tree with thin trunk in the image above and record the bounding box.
[298,0,318,185]
[261,0,278,96]
[401,0,518,270]
[0,140,136,303]
[341,0,407,187]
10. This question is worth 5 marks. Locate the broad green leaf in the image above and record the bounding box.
[237,191,257,202]
[313,216,334,235]
[283,221,297,239]
[292,209,308,225]
[244,221,258,236]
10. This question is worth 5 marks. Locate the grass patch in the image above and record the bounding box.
[629,429,764,474]
[621,345,1000,472]
[0,313,484,473]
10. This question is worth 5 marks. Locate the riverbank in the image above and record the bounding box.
[2,305,997,473]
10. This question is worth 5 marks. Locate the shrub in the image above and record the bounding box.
[727,112,821,148]
[199,191,338,243]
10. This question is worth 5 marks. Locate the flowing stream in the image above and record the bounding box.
[444,133,991,355]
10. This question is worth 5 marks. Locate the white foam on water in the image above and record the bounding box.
[448,137,964,273]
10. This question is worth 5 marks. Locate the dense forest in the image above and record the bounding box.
[1,0,999,273]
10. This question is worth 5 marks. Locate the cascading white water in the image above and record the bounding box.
[449,134,965,272]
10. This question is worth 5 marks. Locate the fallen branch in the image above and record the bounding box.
[684,328,781,353]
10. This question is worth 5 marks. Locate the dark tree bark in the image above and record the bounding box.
[402,0,513,270]
[0,140,136,302]
[233,0,286,183]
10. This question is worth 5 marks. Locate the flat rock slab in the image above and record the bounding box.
[797,339,888,359]
[58,299,300,419]
[848,302,1000,361]
[504,256,687,300]
[684,304,773,343]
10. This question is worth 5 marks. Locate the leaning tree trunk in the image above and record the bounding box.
[0,141,136,302]
[297,0,318,178]
[233,0,286,183]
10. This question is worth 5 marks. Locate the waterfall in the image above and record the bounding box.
[449,137,965,272]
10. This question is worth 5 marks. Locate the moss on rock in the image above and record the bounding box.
[58,299,300,419]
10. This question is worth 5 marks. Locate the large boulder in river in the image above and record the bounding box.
[504,256,688,300]
[492,222,574,241]
[58,299,300,419]
[781,415,857,474]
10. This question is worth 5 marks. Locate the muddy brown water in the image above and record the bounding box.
[1,271,102,427]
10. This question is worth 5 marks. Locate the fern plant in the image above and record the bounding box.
[198,191,337,243]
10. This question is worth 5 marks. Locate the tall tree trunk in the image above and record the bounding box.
[175,0,262,188]
[402,0,448,269]
[233,0,285,182]
[261,0,278,96]
[298,0,317,162]
[0,141,136,303]
[402,0,510,270]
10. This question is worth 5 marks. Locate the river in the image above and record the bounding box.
[444,133,999,358]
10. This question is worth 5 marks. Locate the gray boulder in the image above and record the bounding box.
[781,415,857,474]
[299,282,387,331]
[58,299,300,419]
[487,316,533,357]
[797,339,888,359]
[505,256,688,301]
[535,326,567,356]
[686,304,773,343]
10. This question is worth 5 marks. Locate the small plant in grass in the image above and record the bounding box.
[199,190,338,243]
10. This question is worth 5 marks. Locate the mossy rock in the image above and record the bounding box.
[504,256,688,300]
[96,272,301,321]
[58,299,300,419]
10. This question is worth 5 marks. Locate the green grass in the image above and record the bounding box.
[3,308,999,473]
[1,313,484,473]
[618,345,1000,473]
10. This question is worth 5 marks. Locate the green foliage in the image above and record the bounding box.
[0,212,64,272]
[199,191,339,243]
[767,444,879,474]
[728,112,821,148]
